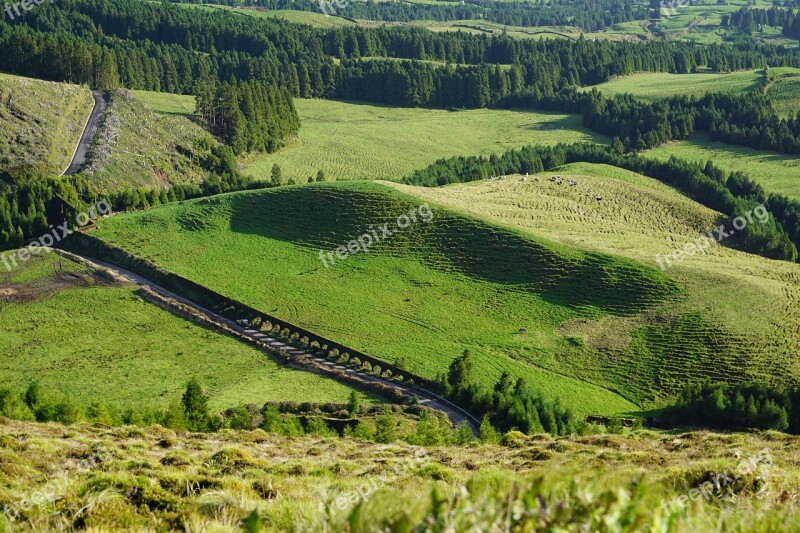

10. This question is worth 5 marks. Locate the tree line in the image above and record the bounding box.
[661,380,800,433]
[439,351,587,436]
[403,143,800,262]
[724,6,800,41]
[2,0,799,99]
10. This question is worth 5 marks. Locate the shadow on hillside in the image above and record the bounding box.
[227,183,677,314]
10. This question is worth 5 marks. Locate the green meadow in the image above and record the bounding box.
[91,181,670,416]
[241,99,607,182]
[645,134,800,201]
[391,163,800,406]
[584,70,765,100]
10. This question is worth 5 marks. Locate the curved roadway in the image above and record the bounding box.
[63,91,108,176]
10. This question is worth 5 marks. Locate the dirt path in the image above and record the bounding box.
[62,251,480,434]
[62,90,108,176]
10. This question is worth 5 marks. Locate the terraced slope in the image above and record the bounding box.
[88,180,765,412]
[0,253,364,411]
[389,163,800,403]
[0,72,94,176]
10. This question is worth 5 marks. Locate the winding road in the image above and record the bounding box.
[62,90,108,176]
[62,251,480,434]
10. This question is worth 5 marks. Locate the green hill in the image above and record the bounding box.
[86,176,790,413]
[390,163,800,403]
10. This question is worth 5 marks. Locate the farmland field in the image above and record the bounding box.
[584,71,765,100]
[241,99,608,182]
[0,253,366,411]
[644,134,800,201]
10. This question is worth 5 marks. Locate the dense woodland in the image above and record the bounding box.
[195,78,300,155]
[404,143,800,262]
[724,6,800,40]
[662,381,800,433]
[1,0,799,159]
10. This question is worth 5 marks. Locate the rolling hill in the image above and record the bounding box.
[390,163,800,402]
[86,171,800,413]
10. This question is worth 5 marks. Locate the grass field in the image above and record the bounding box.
[391,163,800,404]
[583,70,765,100]
[132,90,197,116]
[1,420,798,531]
[241,99,608,182]
[767,68,800,118]
[645,134,800,200]
[0,253,365,412]
[0,72,93,176]
[85,89,211,191]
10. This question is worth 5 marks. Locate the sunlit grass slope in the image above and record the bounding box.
[389,163,800,404]
[241,99,608,182]
[0,72,93,176]
[88,180,751,413]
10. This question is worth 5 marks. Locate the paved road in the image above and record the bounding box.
[63,91,108,176]
[65,252,480,434]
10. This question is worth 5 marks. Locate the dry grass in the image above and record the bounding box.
[1,418,799,531]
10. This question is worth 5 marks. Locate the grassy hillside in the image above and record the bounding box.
[84,89,212,191]
[0,418,796,531]
[88,179,771,413]
[0,72,94,176]
[241,99,608,182]
[0,253,365,411]
[389,163,800,404]
[644,134,800,201]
